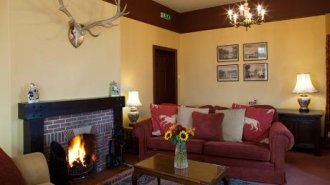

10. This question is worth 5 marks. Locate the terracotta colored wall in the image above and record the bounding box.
[179,16,326,112]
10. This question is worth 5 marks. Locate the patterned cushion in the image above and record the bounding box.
[150,104,178,136]
[232,104,275,143]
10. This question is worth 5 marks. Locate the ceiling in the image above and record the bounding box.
[152,0,242,13]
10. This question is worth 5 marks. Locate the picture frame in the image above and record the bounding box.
[217,64,239,82]
[243,42,268,61]
[217,44,239,62]
[243,63,268,81]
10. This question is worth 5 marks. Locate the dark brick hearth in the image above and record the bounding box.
[17,97,125,168]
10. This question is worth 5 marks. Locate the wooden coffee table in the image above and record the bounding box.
[132,154,228,185]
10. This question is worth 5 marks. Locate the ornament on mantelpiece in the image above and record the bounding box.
[109,81,120,97]
[27,83,39,103]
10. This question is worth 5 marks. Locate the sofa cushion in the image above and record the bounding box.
[150,104,178,136]
[147,137,205,154]
[192,112,224,141]
[0,148,26,185]
[232,104,275,143]
[177,106,209,128]
[215,109,246,142]
[204,141,271,162]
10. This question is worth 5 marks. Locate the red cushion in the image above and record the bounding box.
[204,141,271,161]
[147,137,205,154]
[150,104,178,135]
[232,104,275,142]
[0,148,26,185]
[192,112,224,141]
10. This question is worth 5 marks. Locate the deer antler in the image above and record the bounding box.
[83,0,130,33]
[57,0,129,48]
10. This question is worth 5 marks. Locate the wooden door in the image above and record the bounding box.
[153,45,177,104]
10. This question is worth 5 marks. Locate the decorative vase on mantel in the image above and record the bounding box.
[174,142,188,169]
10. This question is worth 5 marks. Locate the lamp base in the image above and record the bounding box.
[298,94,310,113]
[128,108,139,126]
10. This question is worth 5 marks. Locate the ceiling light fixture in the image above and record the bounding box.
[227,0,266,30]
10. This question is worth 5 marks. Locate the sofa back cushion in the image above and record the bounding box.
[177,106,209,128]
[215,109,246,142]
[150,104,178,136]
[232,104,275,143]
[192,112,224,141]
[0,148,26,185]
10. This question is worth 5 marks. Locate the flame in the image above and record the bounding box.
[68,135,86,168]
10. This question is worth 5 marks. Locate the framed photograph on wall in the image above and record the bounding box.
[243,42,268,61]
[217,44,239,62]
[217,64,239,82]
[243,63,268,81]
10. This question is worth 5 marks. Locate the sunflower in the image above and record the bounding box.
[186,128,195,136]
[164,130,172,141]
[179,130,189,142]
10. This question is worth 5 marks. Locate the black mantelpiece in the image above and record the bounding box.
[18,97,125,154]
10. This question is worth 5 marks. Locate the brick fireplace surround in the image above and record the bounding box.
[18,97,125,171]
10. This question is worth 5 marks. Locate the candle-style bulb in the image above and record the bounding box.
[257,5,262,15]
[239,5,244,15]
[228,9,233,20]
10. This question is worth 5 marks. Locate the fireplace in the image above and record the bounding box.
[18,97,125,171]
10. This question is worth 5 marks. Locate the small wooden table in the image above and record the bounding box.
[132,154,228,185]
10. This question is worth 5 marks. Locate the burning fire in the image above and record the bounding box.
[67,135,87,168]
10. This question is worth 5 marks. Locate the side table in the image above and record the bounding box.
[277,109,323,155]
[123,125,139,154]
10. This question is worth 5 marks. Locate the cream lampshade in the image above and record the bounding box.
[292,73,318,112]
[127,91,142,126]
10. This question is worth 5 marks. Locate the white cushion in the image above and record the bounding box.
[215,109,246,142]
[177,106,209,128]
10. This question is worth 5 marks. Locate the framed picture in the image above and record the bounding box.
[243,42,268,61]
[217,64,239,82]
[243,63,268,81]
[217,44,239,62]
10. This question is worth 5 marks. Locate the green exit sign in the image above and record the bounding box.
[160,12,172,21]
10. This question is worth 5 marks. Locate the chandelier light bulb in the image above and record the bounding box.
[228,9,233,20]
[239,5,244,15]
[257,5,262,15]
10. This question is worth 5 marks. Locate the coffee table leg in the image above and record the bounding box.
[223,177,229,185]
[157,177,160,185]
[132,171,141,185]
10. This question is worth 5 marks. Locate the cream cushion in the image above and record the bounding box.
[216,109,246,142]
[177,106,209,128]
[13,152,53,185]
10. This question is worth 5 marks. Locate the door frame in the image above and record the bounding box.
[153,45,178,104]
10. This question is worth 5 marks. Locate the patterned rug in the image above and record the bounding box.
[104,165,258,185]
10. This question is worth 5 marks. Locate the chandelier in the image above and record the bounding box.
[227,0,266,30]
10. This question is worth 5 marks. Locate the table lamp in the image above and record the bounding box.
[292,73,318,112]
[127,91,142,126]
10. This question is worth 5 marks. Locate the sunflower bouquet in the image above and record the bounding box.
[164,124,195,169]
[164,124,195,144]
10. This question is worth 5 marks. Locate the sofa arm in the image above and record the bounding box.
[133,118,153,161]
[13,152,53,185]
[269,121,294,166]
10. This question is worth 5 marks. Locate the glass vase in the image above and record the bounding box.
[174,142,188,169]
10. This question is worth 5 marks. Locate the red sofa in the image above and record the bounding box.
[133,105,294,185]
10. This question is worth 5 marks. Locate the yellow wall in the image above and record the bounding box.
[120,18,180,126]
[0,0,12,155]
[327,14,330,34]
[5,0,120,156]
[179,16,326,111]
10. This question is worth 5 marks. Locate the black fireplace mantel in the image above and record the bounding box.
[18,96,125,154]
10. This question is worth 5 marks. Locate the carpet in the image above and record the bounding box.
[106,165,258,185]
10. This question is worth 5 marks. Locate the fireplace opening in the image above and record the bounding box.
[67,134,96,180]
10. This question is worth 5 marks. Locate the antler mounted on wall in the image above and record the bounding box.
[58,0,129,48]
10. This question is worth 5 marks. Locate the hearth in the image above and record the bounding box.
[18,97,126,184]
[67,134,96,180]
